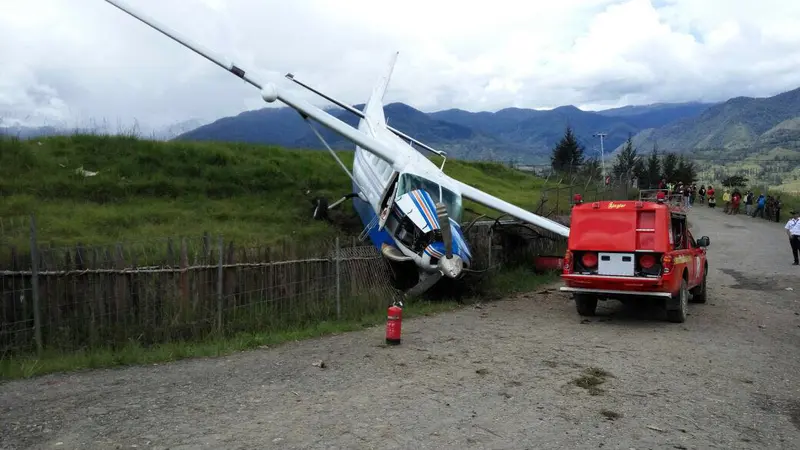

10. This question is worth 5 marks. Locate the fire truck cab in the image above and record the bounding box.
[559,200,710,323]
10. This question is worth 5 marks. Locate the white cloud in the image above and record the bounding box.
[2,0,800,130]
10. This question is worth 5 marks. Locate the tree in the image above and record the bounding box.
[550,125,585,173]
[579,157,602,179]
[721,174,748,187]
[661,152,678,181]
[674,155,698,184]
[644,144,661,189]
[611,134,641,184]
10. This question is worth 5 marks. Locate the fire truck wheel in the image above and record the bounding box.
[690,268,707,304]
[574,294,597,316]
[666,278,689,323]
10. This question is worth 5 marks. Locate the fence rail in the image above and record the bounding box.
[0,215,569,357]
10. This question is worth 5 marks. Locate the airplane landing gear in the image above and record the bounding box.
[311,193,360,221]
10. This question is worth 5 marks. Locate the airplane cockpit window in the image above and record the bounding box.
[396,174,463,223]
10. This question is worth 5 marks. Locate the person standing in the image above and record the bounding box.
[707,185,716,208]
[723,189,731,213]
[683,184,691,208]
[774,196,782,222]
[744,191,753,216]
[785,210,800,266]
[753,194,766,218]
[730,190,742,215]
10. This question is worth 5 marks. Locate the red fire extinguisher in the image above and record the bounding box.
[385,300,403,345]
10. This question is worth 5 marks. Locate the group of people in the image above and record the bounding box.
[718,189,784,223]
[653,179,785,223]
[657,180,702,208]
[653,179,799,265]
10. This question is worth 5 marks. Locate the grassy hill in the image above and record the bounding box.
[0,134,559,251]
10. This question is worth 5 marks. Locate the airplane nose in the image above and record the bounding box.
[438,254,463,278]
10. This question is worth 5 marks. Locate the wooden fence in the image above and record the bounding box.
[0,217,567,356]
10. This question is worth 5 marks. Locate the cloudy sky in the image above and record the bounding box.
[3,0,800,132]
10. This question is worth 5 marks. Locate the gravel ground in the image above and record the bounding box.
[2,204,799,450]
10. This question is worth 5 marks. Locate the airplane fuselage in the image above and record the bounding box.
[351,118,472,282]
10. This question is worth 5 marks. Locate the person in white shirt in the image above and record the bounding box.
[786,210,800,265]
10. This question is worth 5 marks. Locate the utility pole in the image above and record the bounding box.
[593,132,607,177]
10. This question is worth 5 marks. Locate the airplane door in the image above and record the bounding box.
[378,171,400,230]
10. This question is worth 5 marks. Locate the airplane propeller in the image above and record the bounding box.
[435,203,454,259]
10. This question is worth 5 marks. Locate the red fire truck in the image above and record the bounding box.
[560,199,710,323]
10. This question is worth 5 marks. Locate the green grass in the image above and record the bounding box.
[0,133,567,380]
[0,134,564,250]
[0,269,559,380]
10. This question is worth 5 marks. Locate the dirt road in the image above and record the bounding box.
[2,204,799,450]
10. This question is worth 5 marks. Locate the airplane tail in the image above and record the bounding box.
[362,51,399,132]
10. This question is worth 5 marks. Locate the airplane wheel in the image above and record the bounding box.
[311,197,329,221]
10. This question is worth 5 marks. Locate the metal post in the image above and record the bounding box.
[335,236,341,319]
[216,235,223,333]
[488,227,493,269]
[594,132,607,177]
[556,186,560,215]
[29,214,42,355]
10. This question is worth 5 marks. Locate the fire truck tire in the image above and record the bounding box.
[574,294,598,316]
[666,278,689,323]
[690,268,707,304]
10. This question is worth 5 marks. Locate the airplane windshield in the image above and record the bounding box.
[396,173,463,223]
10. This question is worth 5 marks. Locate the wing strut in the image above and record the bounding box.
[285,73,447,159]
[302,118,364,194]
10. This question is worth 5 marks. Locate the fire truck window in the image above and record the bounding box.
[671,217,686,250]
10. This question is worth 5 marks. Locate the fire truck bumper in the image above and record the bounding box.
[560,274,674,298]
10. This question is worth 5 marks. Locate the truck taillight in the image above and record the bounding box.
[661,254,674,274]
[563,250,572,273]
[639,253,656,269]
[581,251,598,268]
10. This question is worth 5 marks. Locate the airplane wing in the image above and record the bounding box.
[102,0,397,167]
[454,180,571,237]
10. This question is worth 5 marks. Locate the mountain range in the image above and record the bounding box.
[174,87,800,163]
[6,86,799,166]
[0,118,208,142]
[175,99,717,164]
[624,87,800,157]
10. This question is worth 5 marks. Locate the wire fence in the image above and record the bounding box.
[531,180,638,218]
[0,215,569,357]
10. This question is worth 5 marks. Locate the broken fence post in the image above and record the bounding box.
[217,235,224,333]
[335,236,341,320]
[29,214,43,355]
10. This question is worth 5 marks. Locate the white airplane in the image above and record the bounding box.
[102,0,571,296]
